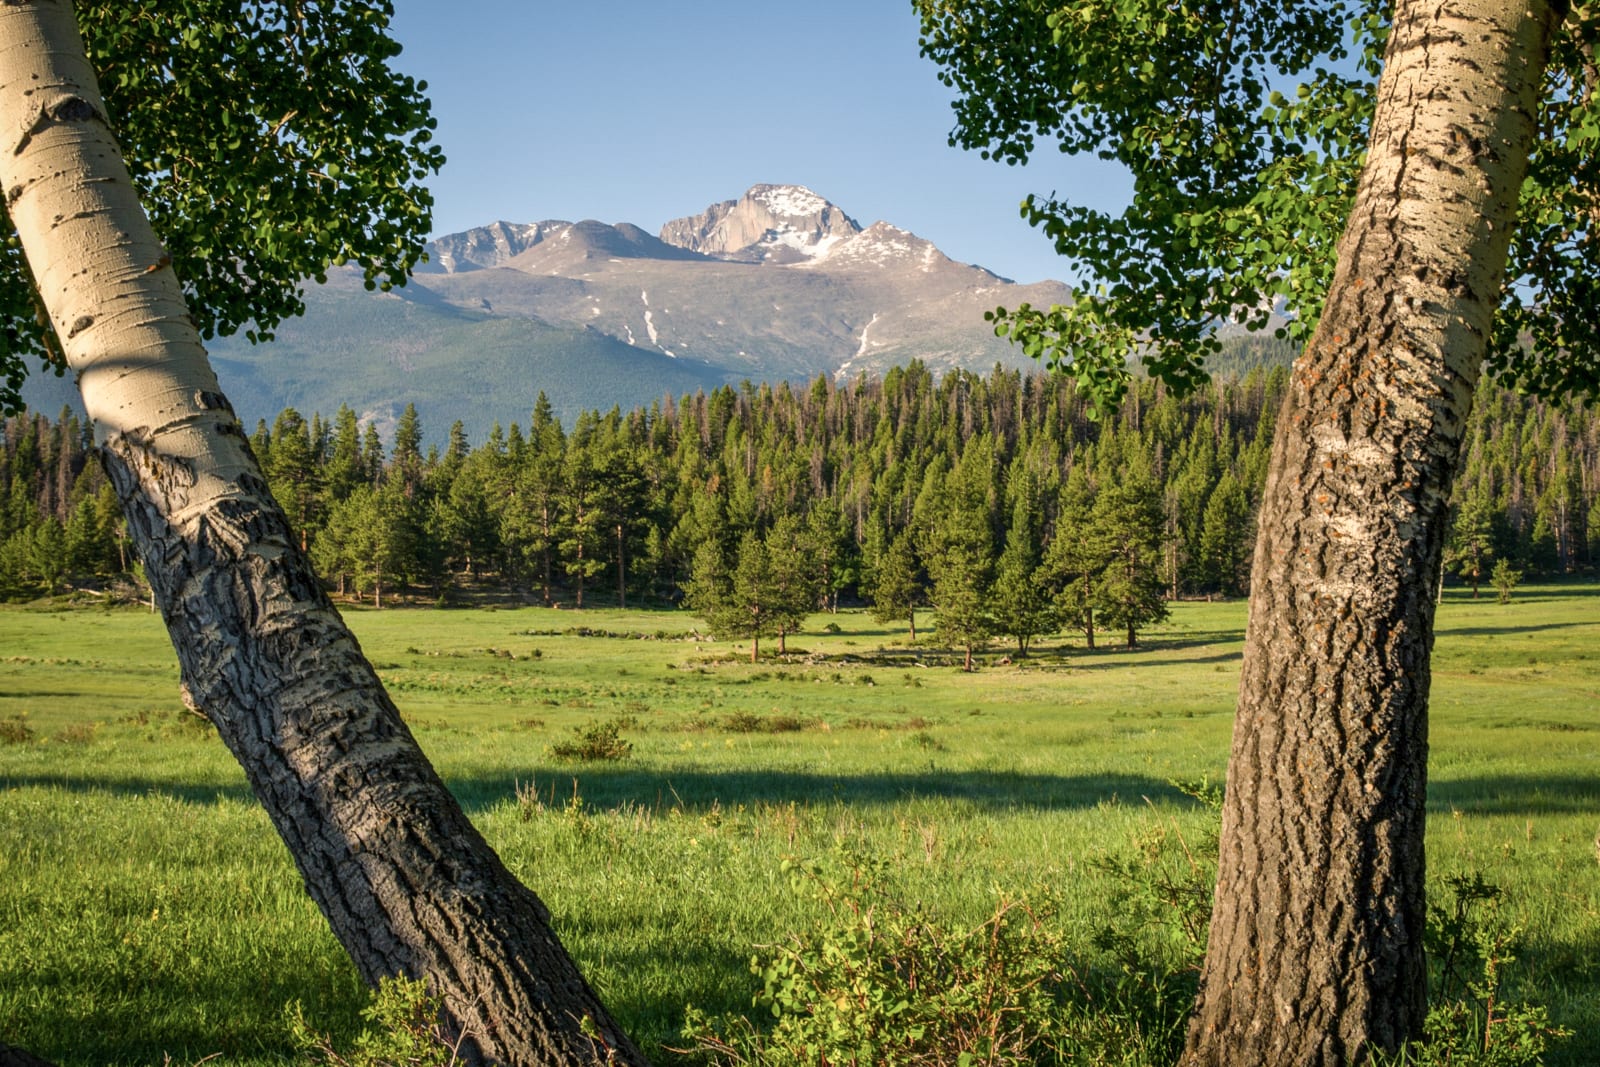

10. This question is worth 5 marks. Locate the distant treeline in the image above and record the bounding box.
[2,362,1595,642]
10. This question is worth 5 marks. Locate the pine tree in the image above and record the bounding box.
[266,408,323,552]
[870,531,925,642]
[1197,471,1252,597]
[929,539,993,671]
[687,531,783,662]
[1446,487,1496,598]
[991,531,1055,657]
[1042,467,1104,650]
[1092,466,1169,648]
[804,497,853,613]
[991,464,1056,655]
[503,393,566,604]
[764,512,820,654]
[1492,558,1523,604]
[558,413,607,607]
[325,405,365,504]
[391,402,424,495]
[360,423,385,487]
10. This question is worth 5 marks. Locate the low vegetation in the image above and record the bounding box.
[0,590,1597,1064]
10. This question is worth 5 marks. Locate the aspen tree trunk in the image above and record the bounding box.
[1181,0,1562,1063]
[0,4,647,1065]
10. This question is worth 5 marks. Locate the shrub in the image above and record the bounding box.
[684,780,1224,1067]
[547,719,633,763]
[289,974,468,1066]
[683,849,1084,1067]
[684,785,1565,1067]
[54,722,98,745]
[1374,873,1570,1066]
[0,715,33,745]
[722,712,814,734]
[721,711,763,733]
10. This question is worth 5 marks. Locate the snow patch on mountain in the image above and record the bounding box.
[658,184,861,262]
[753,184,828,218]
[835,313,883,382]
[854,313,881,359]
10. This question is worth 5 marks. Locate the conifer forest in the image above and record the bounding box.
[2,363,1590,650]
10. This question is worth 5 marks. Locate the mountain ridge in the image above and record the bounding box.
[23,184,1078,436]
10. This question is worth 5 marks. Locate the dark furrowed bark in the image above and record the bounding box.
[1180,0,1564,1063]
[101,428,649,1067]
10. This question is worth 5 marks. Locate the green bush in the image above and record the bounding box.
[1376,873,1569,1066]
[683,838,1203,1067]
[289,975,465,1067]
[547,718,633,763]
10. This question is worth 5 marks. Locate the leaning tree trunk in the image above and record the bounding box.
[1181,0,1561,1064]
[0,4,646,1065]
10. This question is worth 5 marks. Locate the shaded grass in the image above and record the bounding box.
[0,587,1597,1064]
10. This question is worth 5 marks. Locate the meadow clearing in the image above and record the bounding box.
[1,588,1597,1064]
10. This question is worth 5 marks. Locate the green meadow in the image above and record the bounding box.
[1,588,1598,1064]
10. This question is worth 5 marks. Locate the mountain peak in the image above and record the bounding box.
[748,184,830,218]
[659,184,862,263]
[421,221,547,273]
[422,219,704,274]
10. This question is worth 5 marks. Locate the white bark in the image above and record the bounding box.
[0,1,240,471]
[0,4,644,1063]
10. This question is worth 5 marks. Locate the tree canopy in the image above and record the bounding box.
[0,0,443,413]
[916,0,1600,406]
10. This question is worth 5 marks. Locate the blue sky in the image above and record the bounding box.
[387,1,1130,285]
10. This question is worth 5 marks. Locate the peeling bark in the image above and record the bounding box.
[1181,0,1563,1063]
[0,4,645,1064]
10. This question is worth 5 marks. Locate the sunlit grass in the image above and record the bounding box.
[1,585,1597,1064]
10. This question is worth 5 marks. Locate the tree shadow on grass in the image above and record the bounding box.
[1435,620,1597,639]
[0,935,365,1067]
[1137,630,1247,652]
[0,773,254,806]
[448,766,1196,816]
[0,766,1198,819]
[1429,774,1600,815]
[1042,648,1243,672]
[1442,579,1600,602]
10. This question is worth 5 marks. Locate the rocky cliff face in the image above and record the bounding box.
[422,219,703,273]
[658,184,862,263]
[424,221,547,272]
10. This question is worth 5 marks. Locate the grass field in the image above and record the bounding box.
[1,587,1598,1064]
